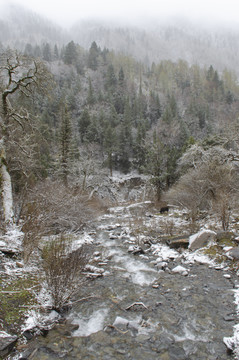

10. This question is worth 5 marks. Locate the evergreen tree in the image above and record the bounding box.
[144,137,164,200]
[118,67,125,86]
[87,78,95,105]
[104,123,116,176]
[54,44,59,60]
[109,105,119,127]
[59,103,72,186]
[148,91,162,124]
[33,45,41,58]
[85,115,100,143]
[133,122,146,171]
[64,41,77,65]
[105,64,117,91]
[79,109,91,142]
[88,41,100,70]
[117,124,131,173]
[42,43,52,62]
[24,43,33,57]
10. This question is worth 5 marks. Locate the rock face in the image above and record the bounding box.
[0,333,18,357]
[189,229,216,250]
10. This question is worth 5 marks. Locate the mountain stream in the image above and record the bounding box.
[18,203,239,360]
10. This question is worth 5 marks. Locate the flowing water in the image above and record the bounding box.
[18,204,238,360]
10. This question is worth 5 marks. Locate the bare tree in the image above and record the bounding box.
[0,50,51,231]
[165,145,239,228]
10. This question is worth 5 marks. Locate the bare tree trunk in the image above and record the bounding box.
[0,139,14,227]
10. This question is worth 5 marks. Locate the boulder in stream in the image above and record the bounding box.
[189,229,216,250]
[172,265,189,276]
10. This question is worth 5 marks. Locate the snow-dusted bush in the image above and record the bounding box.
[22,179,98,231]
[20,179,104,262]
[42,235,89,312]
[165,144,239,228]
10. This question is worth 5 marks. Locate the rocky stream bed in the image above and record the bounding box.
[5,202,239,360]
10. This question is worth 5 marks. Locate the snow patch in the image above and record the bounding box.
[0,331,13,338]
[22,309,60,332]
[183,250,215,266]
[71,308,108,337]
[151,244,179,262]
[73,232,94,249]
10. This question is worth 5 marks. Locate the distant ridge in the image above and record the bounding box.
[1,3,239,73]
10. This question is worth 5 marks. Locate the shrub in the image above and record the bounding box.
[20,179,104,262]
[41,235,89,312]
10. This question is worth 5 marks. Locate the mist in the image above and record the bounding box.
[1,0,239,29]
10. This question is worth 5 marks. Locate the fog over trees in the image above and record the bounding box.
[0,3,239,234]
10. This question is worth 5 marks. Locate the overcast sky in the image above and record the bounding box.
[1,0,239,28]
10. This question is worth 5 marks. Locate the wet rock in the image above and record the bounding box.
[223,336,234,352]
[23,329,34,341]
[136,334,151,342]
[128,320,139,332]
[0,333,18,357]
[128,245,145,255]
[156,261,168,270]
[0,245,20,256]
[166,236,189,249]
[189,229,216,250]
[171,265,188,276]
[113,316,129,329]
[223,313,236,321]
[19,347,38,360]
[168,344,187,360]
[223,274,231,279]
[225,247,239,260]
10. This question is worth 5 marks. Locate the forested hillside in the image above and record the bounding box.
[0,38,239,226]
[0,3,239,234]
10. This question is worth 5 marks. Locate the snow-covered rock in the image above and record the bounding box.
[172,265,189,276]
[189,229,216,250]
[151,244,179,261]
[113,316,129,328]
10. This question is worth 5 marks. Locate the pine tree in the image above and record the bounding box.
[42,43,52,62]
[105,64,117,91]
[88,41,99,70]
[54,44,59,60]
[104,123,116,176]
[64,41,77,65]
[79,109,91,142]
[87,78,95,105]
[59,103,72,186]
